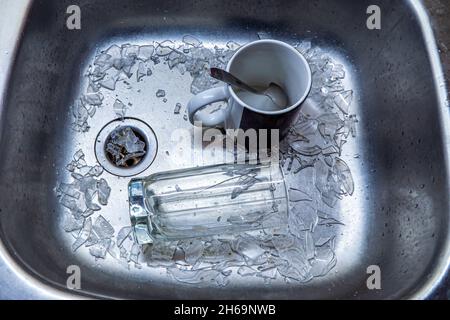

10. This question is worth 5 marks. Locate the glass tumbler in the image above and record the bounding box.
[129,162,288,244]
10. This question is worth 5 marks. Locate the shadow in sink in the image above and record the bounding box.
[0,0,449,299]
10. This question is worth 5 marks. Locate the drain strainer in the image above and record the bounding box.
[95,118,158,177]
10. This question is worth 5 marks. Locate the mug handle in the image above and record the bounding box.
[187,86,229,127]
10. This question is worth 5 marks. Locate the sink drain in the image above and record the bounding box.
[95,118,158,177]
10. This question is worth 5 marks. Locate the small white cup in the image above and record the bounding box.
[187,39,312,138]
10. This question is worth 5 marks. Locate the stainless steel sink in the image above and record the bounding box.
[0,0,449,299]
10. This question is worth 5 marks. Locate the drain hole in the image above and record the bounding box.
[104,126,148,168]
[95,118,158,177]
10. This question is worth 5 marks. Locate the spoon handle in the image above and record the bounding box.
[209,68,260,94]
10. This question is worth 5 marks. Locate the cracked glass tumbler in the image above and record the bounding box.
[129,162,288,244]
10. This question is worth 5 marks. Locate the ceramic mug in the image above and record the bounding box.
[187,39,312,139]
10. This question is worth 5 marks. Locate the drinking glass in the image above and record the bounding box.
[129,162,288,244]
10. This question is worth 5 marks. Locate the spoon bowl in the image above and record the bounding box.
[210,67,289,109]
[264,82,289,109]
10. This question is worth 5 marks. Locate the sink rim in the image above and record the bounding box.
[0,0,449,300]
[404,0,450,300]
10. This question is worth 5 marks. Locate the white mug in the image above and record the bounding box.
[187,39,312,138]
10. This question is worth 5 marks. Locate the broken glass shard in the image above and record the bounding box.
[321,189,339,208]
[72,217,92,251]
[179,240,204,265]
[73,149,85,161]
[148,241,177,266]
[322,145,339,156]
[324,155,335,167]
[202,240,238,264]
[346,115,358,138]
[89,239,111,259]
[82,91,104,106]
[71,100,90,132]
[296,41,312,55]
[182,35,202,47]
[97,178,111,205]
[256,31,271,40]
[174,103,182,114]
[92,215,114,239]
[59,196,80,212]
[98,73,118,91]
[130,243,141,264]
[230,171,260,199]
[304,231,315,260]
[289,203,319,234]
[334,158,354,196]
[256,266,277,280]
[276,243,312,281]
[156,89,166,98]
[277,262,309,282]
[289,118,317,137]
[136,62,148,82]
[137,45,154,61]
[116,226,132,247]
[105,45,122,63]
[82,209,94,218]
[168,267,222,286]
[122,43,140,57]
[232,237,266,261]
[271,234,296,252]
[87,165,103,177]
[62,213,84,232]
[314,160,341,207]
[57,182,81,199]
[226,41,241,51]
[333,90,353,114]
[290,140,322,156]
[288,188,312,202]
[330,64,345,81]
[113,99,127,118]
[215,271,231,287]
[78,176,101,211]
[86,105,96,118]
[237,266,257,277]
[119,246,128,260]
[94,52,112,68]
[167,50,187,69]
[317,113,344,139]
[315,236,334,247]
[317,215,345,227]
[85,230,99,247]
[310,247,336,277]
[155,40,175,56]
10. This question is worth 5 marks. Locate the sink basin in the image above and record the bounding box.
[0,0,449,299]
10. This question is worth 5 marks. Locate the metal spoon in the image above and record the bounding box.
[209,67,289,109]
